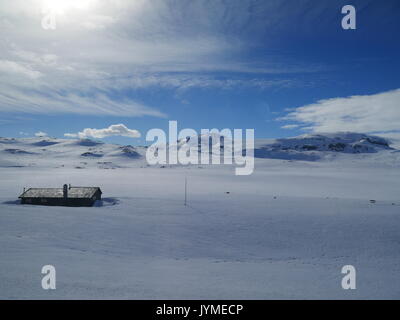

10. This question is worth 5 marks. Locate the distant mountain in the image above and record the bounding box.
[0,132,398,168]
[0,137,147,169]
[252,132,394,161]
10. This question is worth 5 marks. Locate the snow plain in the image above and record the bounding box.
[0,134,399,299]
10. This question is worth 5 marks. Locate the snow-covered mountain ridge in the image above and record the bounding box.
[0,132,398,168]
[255,132,391,153]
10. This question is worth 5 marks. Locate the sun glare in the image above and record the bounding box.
[42,0,94,14]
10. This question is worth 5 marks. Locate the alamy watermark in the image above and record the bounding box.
[145,121,255,176]
[42,4,357,31]
[41,265,56,290]
[41,6,57,30]
[341,265,356,290]
[341,5,356,30]
[40,264,357,292]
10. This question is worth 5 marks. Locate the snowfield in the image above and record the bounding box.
[0,133,399,299]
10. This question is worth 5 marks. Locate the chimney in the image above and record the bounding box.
[63,184,68,200]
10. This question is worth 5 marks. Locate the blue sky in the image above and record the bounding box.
[0,0,399,145]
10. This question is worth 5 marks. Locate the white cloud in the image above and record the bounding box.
[64,133,79,138]
[81,14,115,30]
[0,60,42,79]
[64,133,78,138]
[35,131,48,137]
[65,124,141,139]
[281,89,400,133]
[281,124,299,130]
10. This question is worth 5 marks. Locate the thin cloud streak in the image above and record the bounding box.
[0,83,166,117]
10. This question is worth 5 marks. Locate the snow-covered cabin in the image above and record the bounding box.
[19,184,102,207]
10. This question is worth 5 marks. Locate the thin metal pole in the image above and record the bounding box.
[184,176,187,206]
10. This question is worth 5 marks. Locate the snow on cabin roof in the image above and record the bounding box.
[19,187,101,199]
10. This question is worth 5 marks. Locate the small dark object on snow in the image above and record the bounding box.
[369,200,376,204]
[19,184,102,207]
[225,192,230,194]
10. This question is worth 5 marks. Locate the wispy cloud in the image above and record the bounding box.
[104,75,308,91]
[0,60,42,79]
[0,83,166,117]
[280,89,400,133]
[281,124,299,130]
[0,0,326,117]
[35,131,48,137]
[65,124,141,139]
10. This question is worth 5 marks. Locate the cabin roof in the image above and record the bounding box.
[19,187,101,199]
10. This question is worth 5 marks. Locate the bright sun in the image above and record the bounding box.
[42,0,94,14]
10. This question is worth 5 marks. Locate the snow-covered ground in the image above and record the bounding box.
[0,133,399,299]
